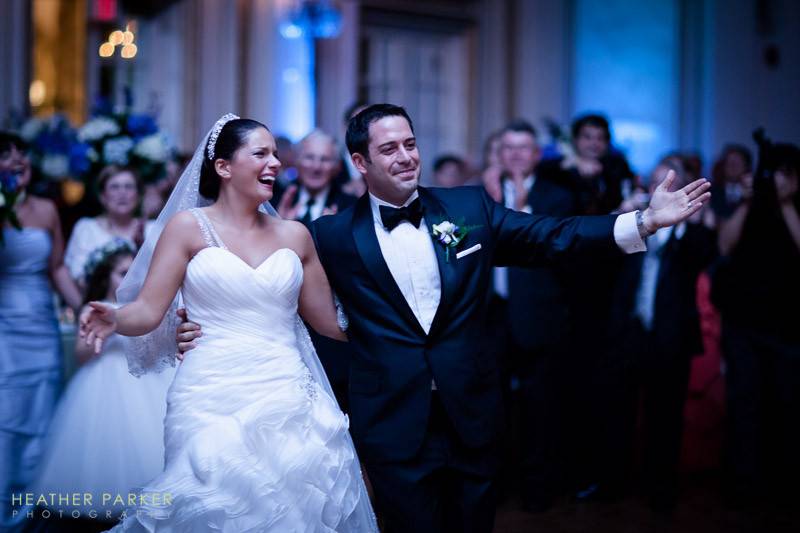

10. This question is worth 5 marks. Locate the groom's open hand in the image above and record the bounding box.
[641,171,712,233]
[175,308,202,360]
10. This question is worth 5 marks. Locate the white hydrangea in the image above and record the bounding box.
[19,118,45,141]
[102,136,134,165]
[78,117,120,142]
[133,133,169,162]
[41,154,70,178]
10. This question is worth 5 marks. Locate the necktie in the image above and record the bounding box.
[300,196,316,225]
[379,198,424,231]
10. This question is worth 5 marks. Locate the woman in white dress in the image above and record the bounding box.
[65,165,153,285]
[80,115,377,532]
[29,239,175,521]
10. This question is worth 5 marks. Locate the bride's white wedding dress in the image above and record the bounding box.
[110,209,376,532]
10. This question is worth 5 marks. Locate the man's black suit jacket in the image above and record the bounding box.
[502,174,581,353]
[609,223,717,360]
[312,186,623,463]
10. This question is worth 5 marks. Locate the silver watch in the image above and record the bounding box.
[636,210,653,238]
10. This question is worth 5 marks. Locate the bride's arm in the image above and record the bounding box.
[115,211,198,335]
[81,212,198,350]
[293,221,348,342]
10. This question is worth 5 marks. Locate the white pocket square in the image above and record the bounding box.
[456,243,482,260]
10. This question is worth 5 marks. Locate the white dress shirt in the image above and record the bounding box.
[368,191,441,334]
[634,222,686,330]
[494,175,536,298]
[502,175,536,214]
[296,185,331,222]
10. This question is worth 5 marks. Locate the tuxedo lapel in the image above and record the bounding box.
[351,195,426,336]
[419,188,458,337]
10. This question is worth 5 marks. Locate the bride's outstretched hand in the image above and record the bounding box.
[79,301,118,354]
[643,170,712,231]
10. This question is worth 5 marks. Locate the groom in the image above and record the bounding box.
[178,104,710,532]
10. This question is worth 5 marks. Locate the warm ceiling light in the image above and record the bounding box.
[121,43,137,59]
[122,30,134,45]
[29,80,46,107]
[99,42,115,57]
[109,30,124,46]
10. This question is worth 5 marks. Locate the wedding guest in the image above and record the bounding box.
[432,155,469,188]
[539,116,635,500]
[492,119,580,512]
[682,151,704,184]
[274,130,356,225]
[274,134,298,187]
[28,240,174,521]
[0,132,82,529]
[546,114,635,215]
[64,165,152,286]
[605,156,717,511]
[710,144,752,218]
[712,142,800,503]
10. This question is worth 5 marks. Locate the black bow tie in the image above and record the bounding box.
[379,198,424,231]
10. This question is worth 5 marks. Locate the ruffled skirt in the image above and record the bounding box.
[107,340,369,532]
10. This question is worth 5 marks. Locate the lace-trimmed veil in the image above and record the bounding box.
[115,119,214,377]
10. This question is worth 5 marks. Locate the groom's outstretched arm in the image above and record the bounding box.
[485,190,621,268]
[486,171,710,268]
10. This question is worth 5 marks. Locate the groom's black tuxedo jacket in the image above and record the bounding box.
[312,186,622,463]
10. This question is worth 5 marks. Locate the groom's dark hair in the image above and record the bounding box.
[200,118,268,200]
[346,104,414,161]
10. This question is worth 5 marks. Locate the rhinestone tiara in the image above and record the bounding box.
[207,113,240,160]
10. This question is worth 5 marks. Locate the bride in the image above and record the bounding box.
[80,114,377,532]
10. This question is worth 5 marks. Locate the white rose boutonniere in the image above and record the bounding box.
[431,218,481,262]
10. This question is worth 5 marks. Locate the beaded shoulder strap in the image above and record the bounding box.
[188,208,228,249]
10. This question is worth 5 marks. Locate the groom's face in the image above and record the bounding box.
[353,115,420,205]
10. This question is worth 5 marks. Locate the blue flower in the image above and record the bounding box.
[34,129,73,155]
[90,96,114,117]
[69,143,92,176]
[126,114,158,139]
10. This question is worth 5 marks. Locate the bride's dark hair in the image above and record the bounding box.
[199,118,269,200]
